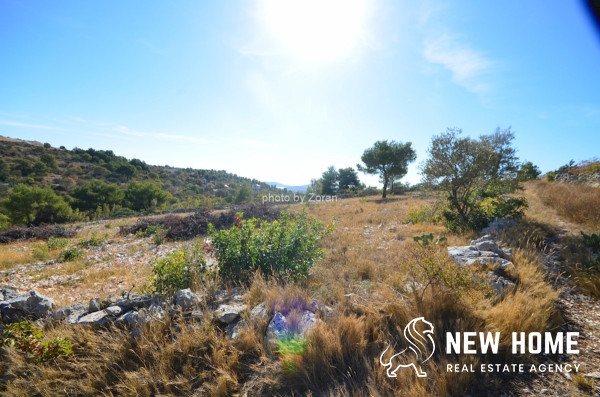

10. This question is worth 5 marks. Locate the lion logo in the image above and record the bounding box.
[379,317,436,378]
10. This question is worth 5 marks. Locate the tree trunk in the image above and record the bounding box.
[382,178,388,198]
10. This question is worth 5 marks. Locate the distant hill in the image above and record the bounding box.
[266,182,310,193]
[0,135,277,212]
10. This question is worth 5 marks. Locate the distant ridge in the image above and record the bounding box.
[266,182,310,193]
[0,135,277,208]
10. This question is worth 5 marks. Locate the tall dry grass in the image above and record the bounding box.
[529,180,600,230]
[0,195,561,396]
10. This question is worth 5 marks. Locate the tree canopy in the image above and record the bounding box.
[71,180,125,212]
[421,127,525,231]
[357,140,416,198]
[338,167,362,191]
[321,166,339,195]
[125,182,174,212]
[2,184,73,226]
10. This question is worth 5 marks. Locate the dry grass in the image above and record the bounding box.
[0,243,36,271]
[528,180,600,231]
[0,194,562,396]
[481,250,560,354]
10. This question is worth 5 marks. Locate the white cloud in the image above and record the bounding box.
[423,34,493,94]
[99,122,220,144]
[0,120,60,130]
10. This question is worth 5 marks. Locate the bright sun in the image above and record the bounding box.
[261,0,369,65]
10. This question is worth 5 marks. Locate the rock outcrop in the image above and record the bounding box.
[448,235,516,296]
[0,290,55,323]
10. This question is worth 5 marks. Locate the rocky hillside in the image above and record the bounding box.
[0,135,276,211]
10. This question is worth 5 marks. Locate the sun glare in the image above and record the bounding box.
[261,0,368,64]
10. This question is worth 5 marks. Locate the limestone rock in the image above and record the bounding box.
[105,305,123,316]
[214,289,228,303]
[298,311,317,334]
[215,303,246,324]
[0,290,55,323]
[116,294,160,311]
[48,302,88,324]
[250,302,269,321]
[175,288,203,311]
[265,312,287,354]
[78,310,110,327]
[89,298,102,313]
[265,310,318,354]
[226,318,248,339]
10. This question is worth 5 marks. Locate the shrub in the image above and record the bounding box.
[47,236,69,250]
[209,211,334,284]
[405,203,443,224]
[442,196,527,233]
[0,213,10,231]
[78,232,108,248]
[580,232,600,269]
[1,321,72,363]
[60,247,83,261]
[406,237,481,305]
[136,224,169,245]
[32,243,50,261]
[150,245,208,297]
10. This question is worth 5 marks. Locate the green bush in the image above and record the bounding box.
[442,196,527,233]
[405,204,443,224]
[32,243,50,261]
[406,239,482,305]
[1,321,72,363]
[47,236,69,250]
[580,232,600,269]
[0,213,10,231]
[60,247,83,261]
[78,232,108,248]
[209,211,334,284]
[136,224,169,245]
[150,245,208,297]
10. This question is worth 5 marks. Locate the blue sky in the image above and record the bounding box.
[1,0,599,186]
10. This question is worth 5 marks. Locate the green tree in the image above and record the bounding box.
[320,166,339,195]
[115,163,136,181]
[357,140,416,198]
[0,158,9,182]
[71,180,125,212]
[422,127,524,231]
[2,184,73,226]
[33,160,49,177]
[517,161,541,182]
[233,182,253,204]
[125,182,174,212]
[338,167,361,191]
[40,153,59,171]
[306,178,323,195]
[12,157,33,177]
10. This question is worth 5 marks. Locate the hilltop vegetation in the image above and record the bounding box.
[0,136,279,227]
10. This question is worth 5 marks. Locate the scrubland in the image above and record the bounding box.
[0,184,599,396]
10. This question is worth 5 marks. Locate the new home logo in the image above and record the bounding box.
[379,317,436,378]
[380,317,582,378]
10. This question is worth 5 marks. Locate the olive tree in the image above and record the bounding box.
[421,127,525,231]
